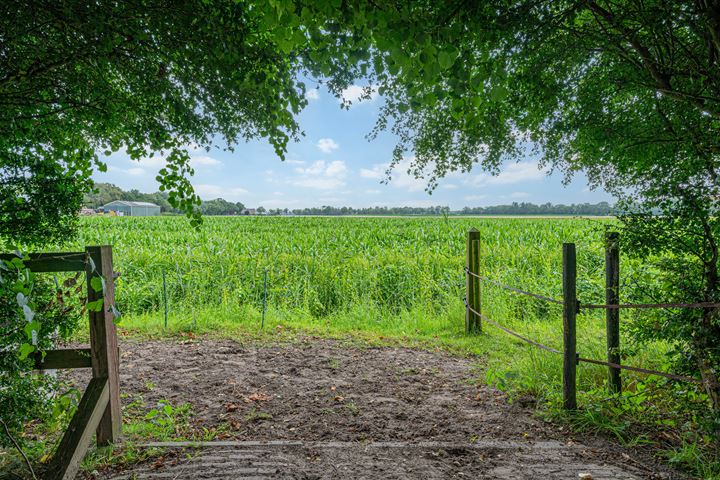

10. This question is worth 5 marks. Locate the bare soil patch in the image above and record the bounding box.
[69,337,683,479]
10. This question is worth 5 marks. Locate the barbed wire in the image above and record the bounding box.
[576,356,704,385]
[464,267,563,305]
[465,268,720,310]
[464,299,561,354]
[581,301,720,310]
[464,299,707,385]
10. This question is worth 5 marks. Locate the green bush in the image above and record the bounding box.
[0,255,83,447]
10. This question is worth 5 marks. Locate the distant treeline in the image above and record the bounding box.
[85,184,613,216]
[283,202,614,216]
[83,183,245,215]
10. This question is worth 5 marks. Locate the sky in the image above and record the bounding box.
[93,84,614,210]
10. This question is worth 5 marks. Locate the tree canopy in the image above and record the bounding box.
[2,0,719,407]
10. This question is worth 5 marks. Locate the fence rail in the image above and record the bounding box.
[463,230,714,409]
[0,247,121,480]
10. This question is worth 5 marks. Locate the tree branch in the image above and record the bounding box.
[0,417,37,480]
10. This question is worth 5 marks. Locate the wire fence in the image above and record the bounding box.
[462,235,718,401]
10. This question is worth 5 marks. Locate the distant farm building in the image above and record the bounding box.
[242,208,257,215]
[102,200,161,216]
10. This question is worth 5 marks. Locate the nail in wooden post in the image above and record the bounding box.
[466,229,481,333]
[86,246,121,445]
[605,232,621,394]
[562,243,577,410]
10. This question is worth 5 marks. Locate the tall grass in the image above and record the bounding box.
[67,216,610,317]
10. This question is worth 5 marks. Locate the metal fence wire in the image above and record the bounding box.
[463,268,710,386]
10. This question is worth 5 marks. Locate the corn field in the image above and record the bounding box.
[64,215,675,403]
[64,215,626,320]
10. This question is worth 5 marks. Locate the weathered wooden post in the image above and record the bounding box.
[162,270,168,328]
[605,231,621,394]
[466,228,481,333]
[562,243,578,410]
[85,245,121,445]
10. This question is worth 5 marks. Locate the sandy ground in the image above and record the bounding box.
[66,337,683,479]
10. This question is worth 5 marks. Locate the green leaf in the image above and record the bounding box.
[24,321,41,340]
[489,84,508,102]
[18,343,35,360]
[90,275,104,294]
[87,298,104,312]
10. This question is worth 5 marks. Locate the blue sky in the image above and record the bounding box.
[94,84,614,209]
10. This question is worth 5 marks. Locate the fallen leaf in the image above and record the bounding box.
[246,392,271,402]
[225,403,240,412]
[151,457,166,470]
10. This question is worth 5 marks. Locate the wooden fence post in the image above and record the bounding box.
[85,246,121,446]
[562,243,578,410]
[605,231,621,394]
[466,229,481,333]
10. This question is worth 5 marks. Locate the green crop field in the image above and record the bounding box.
[62,215,672,404]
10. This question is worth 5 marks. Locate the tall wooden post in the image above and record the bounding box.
[562,243,578,410]
[466,229,481,333]
[85,246,121,445]
[605,232,621,394]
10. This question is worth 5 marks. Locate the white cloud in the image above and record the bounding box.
[290,160,348,190]
[194,184,248,200]
[137,156,166,168]
[107,165,147,176]
[441,183,458,190]
[126,167,146,176]
[509,191,530,198]
[325,160,346,177]
[190,155,222,167]
[365,189,381,194]
[464,194,488,201]
[340,84,379,105]
[360,166,384,180]
[392,199,437,208]
[316,138,339,154]
[134,147,221,170]
[305,89,320,101]
[285,159,306,165]
[360,159,428,192]
[258,199,300,208]
[466,161,548,187]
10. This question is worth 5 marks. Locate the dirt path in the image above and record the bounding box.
[76,338,681,479]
